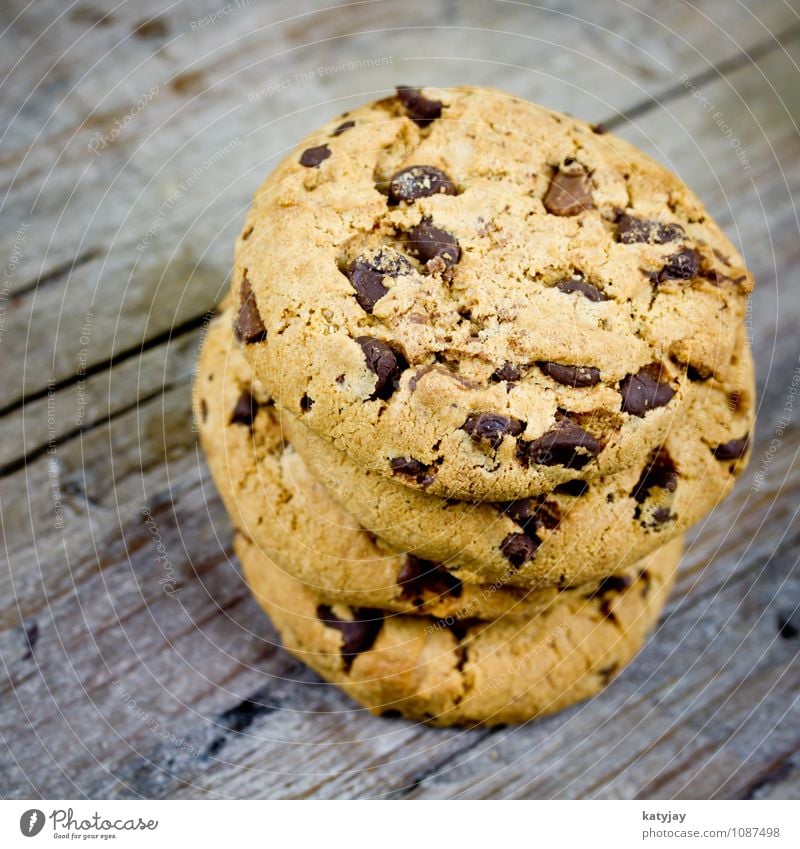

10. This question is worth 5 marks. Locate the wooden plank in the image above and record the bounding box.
[1,0,797,412]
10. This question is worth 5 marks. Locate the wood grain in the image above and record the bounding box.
[1,0,798,800]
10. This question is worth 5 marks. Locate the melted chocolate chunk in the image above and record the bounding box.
[299,394,314,412]
[597,662,619,684]
[538,361,601,388]
[588,575,633,598]
[405,218,461,271]
[543,169,594,216]
[345,249,413,312]
[462,412,524,449]
[619,365,675,417]
[517,419,602,469]
[230,390,258,427]
[389,165,457,203]
[555,276,609,302]
[356,336,407,400]
[500,532,540,568]
[657,247,701,282]
[396,85,443,126]
[711,435,750,460]
[501,496,561,534]
[299,144,331,167]
[686,364,713,382]
[234,275,267,344]
[553,479,589,497]
[616,212,684,244]
[332,120,355,136]
[491,362,522,382]
[316,605,384,671]
[390,456,434,486]
[651,506,674,525]
[631,449,678,503]
[398,556,462,602]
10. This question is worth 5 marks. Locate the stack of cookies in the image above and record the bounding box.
[195,86,754,726]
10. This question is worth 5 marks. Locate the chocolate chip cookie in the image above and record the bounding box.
[197,306,604,618]
[234,85,753,500]
[236,532,682,726]
[282,326,753,589]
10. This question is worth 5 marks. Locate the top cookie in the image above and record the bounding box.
[235,85,753,500]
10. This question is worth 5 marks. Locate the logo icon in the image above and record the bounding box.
[19,810,45,837]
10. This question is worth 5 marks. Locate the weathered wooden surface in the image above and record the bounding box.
[1,0,799,799]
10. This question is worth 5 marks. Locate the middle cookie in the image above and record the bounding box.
[283,327,753,589]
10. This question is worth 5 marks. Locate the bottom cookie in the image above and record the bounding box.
[236,533,682,727]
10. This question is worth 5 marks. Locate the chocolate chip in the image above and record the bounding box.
[390,456,434,485]
[555,276,609,302]
[651,506,674,524]
[631,449,678,503]
[381,709,403,719]
[316,605,384,671]
[553,479,589,497]
[356,336,407,400]
[200,398,208,422]
[517,419,602,469]
[405,218,461,272]
[543,169,594,216]
[597,662,618,685]
[463,412,524,449]
[389,166,457,203]
[234,275,267,344]
[619,365,675,417]
[396,85,443,126]
[299,144,331,167]
[345,249,413,312]
[538,361,601,388]
[777,608,799,640]
[230,390,258,427]
[299,394,314,412]
[590,123,608,135]
[332,120,355,136]
[616,212,684,244]
[588,575,633,598]
[500,532,540,568]
[500,496,561,534]
[491,362,521,382]
[711,435,750,461]
[686,364,713,382]
[657,248,701,282]
[398,556,462,602]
